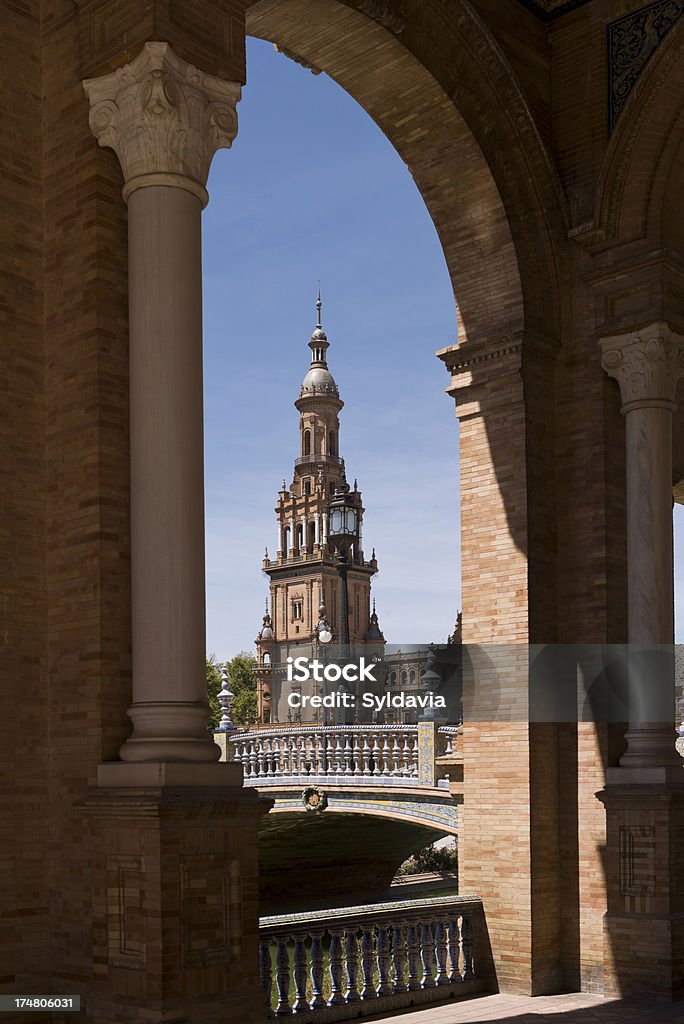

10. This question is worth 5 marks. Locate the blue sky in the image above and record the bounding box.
[203,37,684,657]
[203,38,460,659]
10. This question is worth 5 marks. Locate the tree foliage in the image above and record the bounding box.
[206,652,258,729]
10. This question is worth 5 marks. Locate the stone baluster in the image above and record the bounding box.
[391,924,407,993]
[371,732,382,776]
[462,916,474,980]
[344,930,360,1003]
[314,731,323,775]
[292,935,309,1013]
[406,923,421,991]
[362,731,372,776]
[420,922,435,987]
[273,737,281,777]
[334,734,344,774]
[401,731,411,774]
[296,734,305,775]
[352,733,361,774]
[275,938,292,1016]
[376,925,392,996]
[259,940,273,1011]
[360,927,376,999]
[447,919,461,981]
[434,920,449,985]
[344,732,353,775]
[328,928,345,1005]
[381,734,391,775]
[411,734,419,777]
[310,932,326,1009]
[266,738,275,778]
[392,733,401,774]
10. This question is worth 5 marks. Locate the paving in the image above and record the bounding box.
[365,992,684,1024]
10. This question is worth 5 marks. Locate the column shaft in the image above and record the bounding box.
[123,185,216,761]
[625,405,674,645]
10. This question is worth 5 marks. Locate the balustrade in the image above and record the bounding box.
[232,725,423,784]
[258,895,484,1020]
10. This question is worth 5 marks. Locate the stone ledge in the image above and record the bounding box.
[96,759,244,788]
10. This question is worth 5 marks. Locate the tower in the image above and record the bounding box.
[255,292,381,723]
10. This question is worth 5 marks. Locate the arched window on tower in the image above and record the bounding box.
[263,652,271,666]
[296,524,303,550]
[328,430,336,456]
[303,429,311,456]
[308,521,316,549]
[282,526,290,553]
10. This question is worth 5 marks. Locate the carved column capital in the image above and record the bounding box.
[600,322,684,412]
[83,41,241,206]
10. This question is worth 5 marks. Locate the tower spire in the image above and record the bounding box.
[316,282,322,329]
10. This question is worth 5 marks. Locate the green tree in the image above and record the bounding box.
[206,651,258,729]
[206,653,224,729]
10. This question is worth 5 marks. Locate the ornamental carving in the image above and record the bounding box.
[608,0,683,132]
[83,41,241,188]
[600,324,684,407]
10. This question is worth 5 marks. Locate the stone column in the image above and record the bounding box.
[600,322,684,768]
[84,42,241,764]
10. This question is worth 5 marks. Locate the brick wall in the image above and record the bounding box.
[0,0,48,996]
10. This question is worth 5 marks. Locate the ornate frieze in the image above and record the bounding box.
[608,0,683,132]
[83,41,240,199]
[600,322,684,409]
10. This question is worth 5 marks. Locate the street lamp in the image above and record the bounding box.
[328,486,358,649]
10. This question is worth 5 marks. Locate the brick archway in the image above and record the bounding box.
[246,0,566,346]
[595,22,684,247]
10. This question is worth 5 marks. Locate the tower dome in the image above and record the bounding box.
[299,287,340,400]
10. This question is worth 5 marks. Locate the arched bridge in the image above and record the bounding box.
[221,724,462,914]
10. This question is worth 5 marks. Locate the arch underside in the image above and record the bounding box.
[246,0,565,346]
[259,808,454,914]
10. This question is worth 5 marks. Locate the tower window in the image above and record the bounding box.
[304,480,311,495]
[328,431,336,456]
[303,429,311,456]
[292,599,303,621]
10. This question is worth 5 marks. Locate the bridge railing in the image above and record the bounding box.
[232,725,421,784]
[259,894,487,1020]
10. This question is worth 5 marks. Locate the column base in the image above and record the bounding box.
[618,726,682,769]
[119,701,222,762]
[82,782,272,1024]
[598,771,684,1000]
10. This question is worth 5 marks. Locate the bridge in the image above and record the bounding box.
[220,724,462,914]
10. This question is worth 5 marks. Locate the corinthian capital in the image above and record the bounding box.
[83,41,241,204]
[600,322,684,411]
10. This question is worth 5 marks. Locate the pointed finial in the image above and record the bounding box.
[282,478,287,491]
[373,597,376,613]
[265,596,269,615]
[372,547,376,559]
[264,546,269,559]
[316,282,322,328]
[354,478,358,491]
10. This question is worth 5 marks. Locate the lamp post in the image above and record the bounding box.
[313,600,334,729]
[327,486,358,651]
